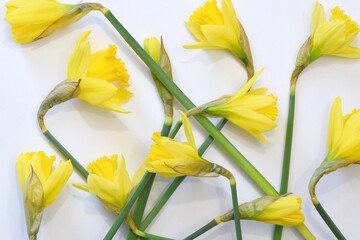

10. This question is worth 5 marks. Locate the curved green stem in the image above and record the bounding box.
[230,181,242,240]
[168,120,182,139]
[313,202,346,240]
[102,10,314,239]
[104,172,153,240]
[43,130,88,179]
[161,122,172,137]
[135,230,174,240]
[183,219,218,240]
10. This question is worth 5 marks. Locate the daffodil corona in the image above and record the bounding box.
[5,0,105,43]
[186,69,278,143]
[16,152,73,239]
[184,0,253,75]
[38,31,132,132]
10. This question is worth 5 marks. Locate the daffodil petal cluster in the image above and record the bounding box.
[202,69,278,143]
[184,0,248,63]
[68,31,132,113]
[310,1,360,62]
[5,0,103,43]
[72,154,146,214]
[16,152,73,239]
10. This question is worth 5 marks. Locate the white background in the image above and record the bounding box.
[1,0,360,239]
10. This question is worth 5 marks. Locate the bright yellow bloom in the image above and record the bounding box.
[68,31,132,113]
[5,0,103,43]
[184,0,247,61]
[144,37,161,64]
[325,97,360,161]
[247,196,304,226]
[203,69,278,143]
[310,1,360,62]
[17,151,73,208]
[72,154,146,214]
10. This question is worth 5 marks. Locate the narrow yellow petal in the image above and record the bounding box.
[159,140,199,160]
[247,130,268,143]
[146,159,184,178]
[78,77,117,105]
[311,1,326,36]
[221,0,240,40]
[113,155,131,203]
[16,153,33,192]
[185,21,207,42]
[99,89,132,113]
[72,182,90,192]
[30,152,47,186]
[41,155,55,180]
[179,110,197,149]
[200,25,239,50]
[43,160,73,208]
[144,37,161,63]
[183,42,222,49]
[330,46,360,58]
[130,162,146,192]
[67,39,91,80]
[327,97,344,150]
[247,88,268,95]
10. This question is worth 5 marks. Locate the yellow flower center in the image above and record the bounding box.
[331,7,359,34]
[190,0,224,25]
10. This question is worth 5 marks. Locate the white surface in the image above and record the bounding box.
[1,0,360,239]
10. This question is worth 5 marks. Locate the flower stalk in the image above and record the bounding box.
[102,9,313,239]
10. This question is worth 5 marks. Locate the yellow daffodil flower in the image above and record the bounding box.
[217,195,305,227]
[146,111,233,180]
[72,154,146,214]
[5,0,104,43]
[188,69,278,143]
[67,30,132,113]
[16,152,73,239]
[184,0,252,69]
[144,37,161,64]
[309,1,360,62]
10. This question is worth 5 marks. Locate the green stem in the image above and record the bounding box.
[273,84,296,239]
[139,119,226,232]
[43,130,88,179]
[183,219,218,240]
[230,182,242,240]
[136,230,174,240]
[104,172,153,240]
[102,10,314,239]
[313,202,346,240]
[161,122,172,137]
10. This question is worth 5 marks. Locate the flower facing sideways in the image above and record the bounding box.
[186,69,278,143]
[16,152,73,239]
[5,0,104,43]
[72,154,146,215]
[146,111,233,180]
[184,0,253,71]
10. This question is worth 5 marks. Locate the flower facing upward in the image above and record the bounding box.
[184,0,251,66]
[72,154,146,214]
[5,0,103,43]
[309,1,360,62]
[16,152,73,239]
[146,111,232,179]
[196,69,278,143]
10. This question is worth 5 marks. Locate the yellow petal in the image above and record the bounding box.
[113,155,131,205]
[327,97,344,150]
[99,88,132,113]
[87,174,124,208]
[43,160,73,208]
[225,94,277,111]
[183,41,222,49]
[311,1,326,36]
[330,46,360,58]
[160,140,199,160]
[247,88,268,95]
[144,37,161,63]
[16,153,34,192]
[78,77,117,105]
[341,110,360,141]
[130,162,146,192]
[30,152,47,186]
[331,6,360,35]
[185,21,207,42]
[72,182,90,192]
[221,0,240,40]
[41,155,55,180]
[190,0,224,25]
[179,110,197,149]
[335,132,360,160]
[247,130,268,143]
[200,24,239,50]
[227,68,264,103]
[145,158,185,178]
[67,31,91,80]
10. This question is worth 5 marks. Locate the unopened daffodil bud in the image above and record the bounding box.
[309,97,360,204]
[293,1,360,84]
[184,0,253,76]
[17,152,73,239]
[72,154,146,215]
[146,110,234,181]
[5,0,106,43]
[144,37,174,127]
[37,31,132,132]
[186,69,278,143]
[217,195,305,226]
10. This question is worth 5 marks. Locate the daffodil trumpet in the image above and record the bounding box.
[307,97,360,240]
[184,195,305,240]
[275,2,360,238]
[101,9,314,239]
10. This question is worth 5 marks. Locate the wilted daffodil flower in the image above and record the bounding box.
[72,154,146,215]
[38,31,132,132]
[216,195,305,226]
[184,0,253,75]
[16,152,73,239]
[5,0,105,43]
[146,110,234,181]
[309,97,360,204]
[186,69,278,143]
